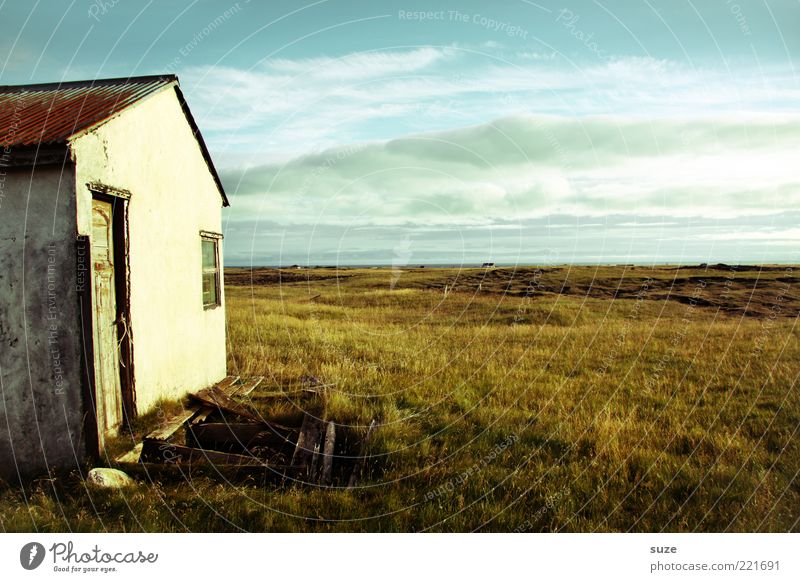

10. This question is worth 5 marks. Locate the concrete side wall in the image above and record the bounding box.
[71,87,226,414]
[0,164,85,481]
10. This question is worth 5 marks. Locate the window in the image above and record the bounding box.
[201,236,220,308]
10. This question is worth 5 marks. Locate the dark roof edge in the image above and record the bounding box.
[0,74,178,93]
[173,85,229,207]
[0,144,69,168]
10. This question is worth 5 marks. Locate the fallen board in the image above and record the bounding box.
[115,442,143,464]
[144,408,201,442]
[321,421,336,485]
[348,419,378,488]
[117,376,244,463]
[235,376,264,397]
[191,375,244,425]
[141,439,267,466]
[216,375,241,392]
[189,386,261,422]
[189,407,214,426]
[290,414,325,474]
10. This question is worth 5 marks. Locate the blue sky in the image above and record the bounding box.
[2,0,799,265]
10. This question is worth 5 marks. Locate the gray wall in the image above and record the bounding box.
[0,163,85,482]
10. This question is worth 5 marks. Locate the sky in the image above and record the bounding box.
[1,0,798,265]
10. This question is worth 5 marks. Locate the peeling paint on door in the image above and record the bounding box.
[91,198,123,449]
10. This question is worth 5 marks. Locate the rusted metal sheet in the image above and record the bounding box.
[0,75,176,147]
[0,75,229,206]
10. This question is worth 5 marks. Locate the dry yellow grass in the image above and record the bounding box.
[1,265,798,532]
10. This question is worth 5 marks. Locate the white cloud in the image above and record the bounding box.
[175,47,799,263]
[264,47,452,80]
[180,49,800,164]
[690,228,800,241]
[221,113,800,226]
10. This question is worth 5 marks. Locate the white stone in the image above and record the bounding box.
[86,468,133,489]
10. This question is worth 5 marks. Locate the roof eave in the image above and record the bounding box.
[0,144,69,168]
[173,85,229,207]
[0,73,178,93]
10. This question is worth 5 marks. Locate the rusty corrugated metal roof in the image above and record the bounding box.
[0,74,229,206]
[0,75,177,147]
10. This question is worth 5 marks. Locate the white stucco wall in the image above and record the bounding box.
[70,86,227,414]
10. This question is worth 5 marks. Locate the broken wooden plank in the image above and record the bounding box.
[142,378,243,443]
[189,407,214,426]
[217,375,240,391]
[145,407,201,442]
[348,419,378,488]
[141,439,265,466]
[189,377,244,426]
[290,414,325,473]
[234,376,264,397]
[321,421,336,485]
[189,386,261,422]
[309,441,322,482]
[115,442,143,464]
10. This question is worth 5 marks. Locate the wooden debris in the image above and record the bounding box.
[309,441,321,481]
[141,439,264,466]
[189,386,261,422]
[124,461,301,482]
[188,422,297,449]
[116,376,249,464]
[189,407,214,426]
[115,442,143,464]
[348,419,378,488]
[321,421,336,485]
[137,377,244,443]
[189,375,246,426]
[114,376,378,486]
[235,376,264,397]
[290,414,325,474]
[216,375,240,392]
[145,407,200,442]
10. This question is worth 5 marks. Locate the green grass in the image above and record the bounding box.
[1,266,798,532]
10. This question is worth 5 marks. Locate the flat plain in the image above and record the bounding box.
[1,264,798,532]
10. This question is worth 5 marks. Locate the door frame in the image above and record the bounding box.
[80,184,135,458]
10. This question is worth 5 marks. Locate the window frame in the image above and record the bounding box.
[200,232,222,310]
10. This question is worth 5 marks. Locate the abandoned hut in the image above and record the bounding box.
[0,75,229,481]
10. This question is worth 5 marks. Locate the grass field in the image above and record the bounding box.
[2,265,799,532]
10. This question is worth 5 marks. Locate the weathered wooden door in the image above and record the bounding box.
[91,199,123,449]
